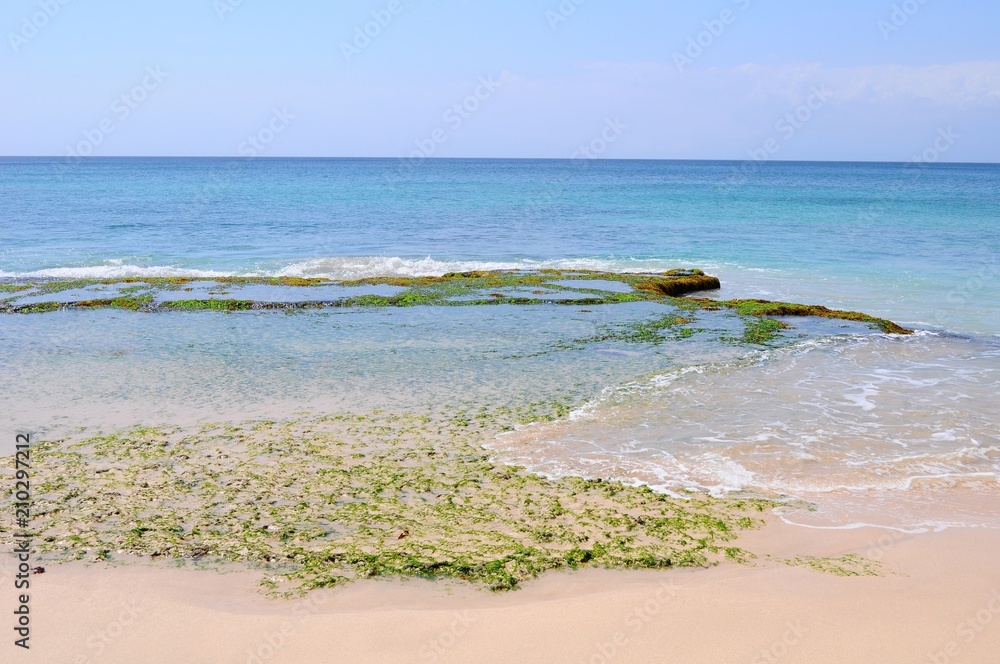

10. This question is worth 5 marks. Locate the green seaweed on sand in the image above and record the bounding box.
[2,408,777,596]
[782,553,881,577]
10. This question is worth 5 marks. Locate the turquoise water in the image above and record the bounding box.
[2,157,997,333]
[2,157,999,530]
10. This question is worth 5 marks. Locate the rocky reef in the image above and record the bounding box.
[0,270,911,339]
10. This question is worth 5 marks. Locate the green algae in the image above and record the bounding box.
[736,318,788,345]
[782,553,881,577]
[0,270,714,314]
[0,270,910,597]
[117,285,154,296]
[685,298,912,335]
[76,296,155,311]
[8,301,63,314]
[0,403,888,595]
[633,272,721,297]
[25,278,97,296]
[0,271,913,344]
[2,407,777,596]
[564,313,697,348]
[4,296,155,314]
[158,299,272,312]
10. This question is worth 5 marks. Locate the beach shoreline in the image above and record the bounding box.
[1,261,996,663]
[7,517,1000,663]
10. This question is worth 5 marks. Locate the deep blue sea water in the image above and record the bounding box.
[2,157,999,529]
[2,157,998,333]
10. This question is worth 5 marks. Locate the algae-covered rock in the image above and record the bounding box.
[0,272,912,342]
[690,298,913,335]
[634,274,722,297]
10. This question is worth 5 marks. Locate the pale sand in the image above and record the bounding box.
[7,521,1000,664]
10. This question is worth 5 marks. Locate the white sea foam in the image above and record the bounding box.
[771,513,936,534]
[488,329,1000,529]
[0,256,697,281]
[0,264,230,279]
[274,256,693,279]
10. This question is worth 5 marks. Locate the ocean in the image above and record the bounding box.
[1,157,998,531]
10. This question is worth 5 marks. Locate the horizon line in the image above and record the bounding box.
[1,156,998,166]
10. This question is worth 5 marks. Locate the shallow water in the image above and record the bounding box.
[2,158,998,332]
[1,157,998,531]
[0,302,749,442]
[490,330,1000,529]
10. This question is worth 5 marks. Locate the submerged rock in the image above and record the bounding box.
[634,273,722,297]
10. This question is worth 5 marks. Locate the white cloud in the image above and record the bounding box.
[574,60,1000,108]
[740,61,1000,107]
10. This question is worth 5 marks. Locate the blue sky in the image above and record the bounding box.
[2,0,998,160]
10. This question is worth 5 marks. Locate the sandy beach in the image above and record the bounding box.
[7,518,999,664]
[3,277,998,663]
[4,1,998,661]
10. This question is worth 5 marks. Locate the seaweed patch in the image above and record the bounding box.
[0,271,910,342]
[1,407,778,596]
[685,298,912,335]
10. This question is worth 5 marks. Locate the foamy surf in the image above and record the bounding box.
[0,256,700,280]
[276,256,705,279]
[0,263,231,280]
[488,330,1000,530]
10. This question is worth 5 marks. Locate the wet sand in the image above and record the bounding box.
[7,521,1000,664]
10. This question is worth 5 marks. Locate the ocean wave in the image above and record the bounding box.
[770,514,943,534]
[273,256,695,279]
[0,256,699,281]
[0,264,230,279]
[489,328,1000,519]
